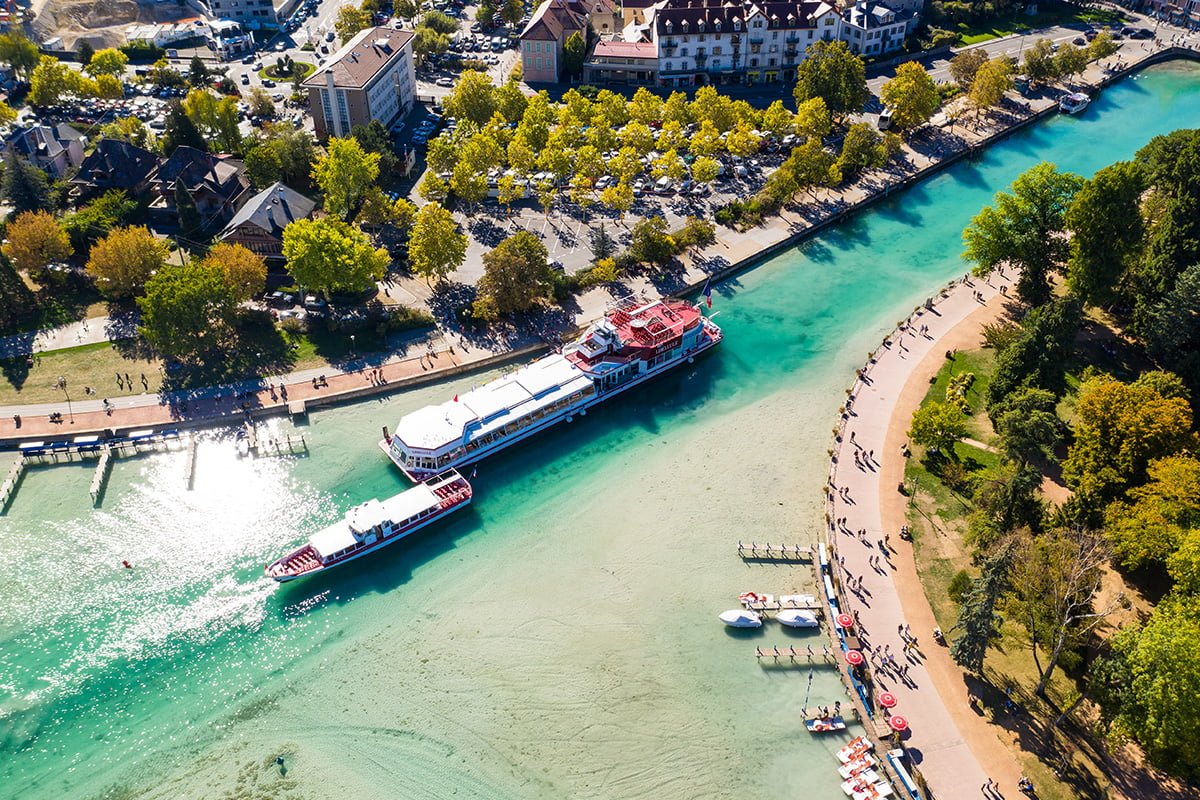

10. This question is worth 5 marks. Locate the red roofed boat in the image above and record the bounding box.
[380,297,723,480]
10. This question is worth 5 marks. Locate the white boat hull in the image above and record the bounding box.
[778,609,820,628]
[719,609,763,628]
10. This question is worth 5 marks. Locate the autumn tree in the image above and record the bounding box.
[444,70,497,128]
[880,62,940,131]
[562,31,585,80]
[629,216,675,267]
[962,161,1083,306]
[85,48,128,77]
[200,243,266,302]
[2,211,72,279]
[1104,454,1200,571]
[792,40,868,120]
[282,217,388,295]
[85,226,169,299]
[969,57,1014,114]
[948,48,988,89]
[1062,374,1194,502]
[335,5,372,41]
[1021,38,1059,84]
[0,32,41,80]
[313,136,381,219]
[837,122,887,178]
[472,231,553,319]
[407,202,466,284]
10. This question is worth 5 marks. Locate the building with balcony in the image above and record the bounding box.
[303,27,416,140]
[840,0,908,56]
[583,38,660,84]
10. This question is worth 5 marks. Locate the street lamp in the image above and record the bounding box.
[350,334,357,356]
[54,375,74,423]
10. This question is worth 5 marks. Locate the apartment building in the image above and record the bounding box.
[302,27,416,140]
[840,0,909,57]
[519,0,619,82]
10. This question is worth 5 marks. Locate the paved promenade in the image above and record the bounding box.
[827,274,1009,797]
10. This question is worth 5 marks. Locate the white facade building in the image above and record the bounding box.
[840,0,908,56]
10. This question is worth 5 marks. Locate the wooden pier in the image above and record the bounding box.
[755,645,841,666]
[240,427,307,459]
[744,597,823,613]
[183,435,197,490]
[738,541,813,562]
[0,456,26,513]
[90,446,113,506]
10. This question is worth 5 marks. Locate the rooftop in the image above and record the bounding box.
[591,39,659,58]
[309,483,442,557]
[303,27,414,90]
[221,181,315,239]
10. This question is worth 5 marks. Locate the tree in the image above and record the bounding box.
[725,122,760,158]
[495,80,528,123]
[969,463,1044,547]
[243,122,315,187]
[761,99,794,138]
[2,211,72,278]
[200,243,266,302]
[880,62,940,131]
[101,116,155,150]
[413,25,451,61]
[792,40,868,120]
[1062,374,1194,502]
[1088,31,1119,62]
[138,261,238,361]
[149,59,186,90]
[1055,45,1088,85]
[175,181,202,237]
[77,40,95,66]
[986,296,1081,407]
[951,539,1015,673]
[599,181,633,217]
[85,226,169,299]
[351,119,400,175]
[1021,38,1059,84]
[419,170,448,202]
[421,9,459,34]
[909,401,967,454]
[282,217,388,295]
[474,231,552,317]
[1144,264,1200,387]
[500,0,523,25]
[969,57,1014,114]
[628,88,664,124]
[949,48,988,90]
[629,216,675,267]
[444,70,497,128]
[408,202,466,284]
[182,89,241,152]
[188,54,210,86]
[962,161,1083,306]
[652,149,687,180]
[84,47,127,78]
[562,31,585,80]
[1093,596,1200,778]
[674,216,716,254]
[2,155,51,215]
[336,5,373,41]
[1104,455,1200,571]
[690,85,736,132]
[991,387,1061,465]
[93,74,124,100]
[247,86,276,119]
[789,136,840,197]
[29,56,86,107]
[838,123,886,177]
[1064,161,1146,306]
[0,98,14,127]
[794,96,832,141]
[1009,526,1121,697]
[589,223,616,262]
[692,156,720,185]
[313,137,380,219]
[62,190,138,252]
[0,33,42,80]
[162,100,207,153]
[619,121,655,155]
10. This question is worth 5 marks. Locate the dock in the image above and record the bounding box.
[90,446,113,506]
[287,399,307,417]
[0,456,26,513]
[744,597,823,613]
[242,431,307,459]
[183,434,198,489]
[755,645,841,666]
[738,541,813,562]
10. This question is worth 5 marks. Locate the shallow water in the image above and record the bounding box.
[3,62,1200,800]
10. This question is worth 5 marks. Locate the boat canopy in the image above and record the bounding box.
[309,483,442,557]
[392,354,593,453]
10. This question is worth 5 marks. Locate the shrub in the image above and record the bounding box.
[385,305,435,332]
[948,569,972,604]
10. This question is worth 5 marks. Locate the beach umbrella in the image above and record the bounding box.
[878,692,898,709]
[844,649,864,666]
[888,715,909,732]
[836,613,855,629]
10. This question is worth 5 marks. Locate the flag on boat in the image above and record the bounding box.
[470,465,477,479]
[453,394,458,402]
[702,277,713,308]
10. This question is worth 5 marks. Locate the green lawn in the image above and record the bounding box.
[0,341,163,405]
[955,6,1122,45]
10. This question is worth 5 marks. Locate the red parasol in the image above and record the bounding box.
[836,613,855,629]
[879,692,898,709]
[844,649,865,666]
[888,715,909,732]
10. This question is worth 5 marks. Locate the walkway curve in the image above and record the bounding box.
[826,272,1012,797]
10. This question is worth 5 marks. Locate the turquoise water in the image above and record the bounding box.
[2,62,1199,800]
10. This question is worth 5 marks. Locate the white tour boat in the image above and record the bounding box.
[379,297,723,480]
[719,609,764,628]
[265,470,472,582]
[1059,92,1091,115]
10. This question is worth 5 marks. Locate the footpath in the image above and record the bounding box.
[827,273,1009,797]
[2,40,1196,446]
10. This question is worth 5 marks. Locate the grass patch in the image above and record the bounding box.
[258,61,315,82]
[951,5,1122,45]
[0,341,163,404]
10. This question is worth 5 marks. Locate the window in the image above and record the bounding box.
[713,46,722,54]
[681,47,688,55]
[536,57,543,68]
[665,61,673,71]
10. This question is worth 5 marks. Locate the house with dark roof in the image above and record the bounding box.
[218,182,316,262]
[147,146,251,229]
[840,0,909,56]
[519,0,618,82]
[70,138,161,200]
[3,124,87,179]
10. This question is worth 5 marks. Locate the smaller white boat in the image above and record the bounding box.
[837,736,875,763]
[777,609,821,628]
[805,715,847,733]
[842,769,883,795]
[838,755,878,780]
[719,609,763,628]
[1059,92,1090,114]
